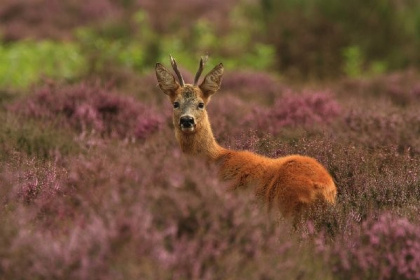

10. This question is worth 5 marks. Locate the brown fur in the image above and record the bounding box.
[155,60,337,218]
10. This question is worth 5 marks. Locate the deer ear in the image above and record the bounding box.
[155,63,180,96]
[199,63,224,97]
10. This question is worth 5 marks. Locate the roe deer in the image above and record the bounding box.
[155,56,337,218]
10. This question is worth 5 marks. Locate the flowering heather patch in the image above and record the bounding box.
[243,91,341,135]
[343,107,420,154]
[0,0,124,40]
[9,82,164,140]
[222,71,285,103]
[373,71,420,106]
[139,0,238,34]
[259,131,420,234]
[2,66,420,279]
[330,144,420,222]
[337,70,420,106]
[0,112,81,159]
[206,94,252,140]
[0,153,67,206]
[132,72,164,102]
[330,213,420,280]
[0,137,332,279]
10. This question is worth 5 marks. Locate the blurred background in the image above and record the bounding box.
[1,0,420,89]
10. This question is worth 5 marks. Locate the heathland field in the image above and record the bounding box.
[1,1,420,279]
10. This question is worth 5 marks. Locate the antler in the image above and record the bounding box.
[170,55,185,87]
[194,55,208,86]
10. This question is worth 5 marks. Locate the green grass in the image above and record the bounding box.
[0,40,85,89]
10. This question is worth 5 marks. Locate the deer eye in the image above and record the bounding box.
[198,103,205,109]
[173,102,180,109]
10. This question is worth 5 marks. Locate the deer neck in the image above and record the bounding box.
[174,115,226,161]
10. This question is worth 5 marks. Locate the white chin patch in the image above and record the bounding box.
[181,126,195,132]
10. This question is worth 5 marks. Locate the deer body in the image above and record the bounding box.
[156,57,337,217]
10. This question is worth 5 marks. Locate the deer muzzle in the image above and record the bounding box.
[179,115,196,132]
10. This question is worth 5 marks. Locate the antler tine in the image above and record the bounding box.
[170,55,185,87]
[193,55,208,86]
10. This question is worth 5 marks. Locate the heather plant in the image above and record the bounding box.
[206,94,252,140]
[258,129,420,234]
[0,153,68,206]
[342,106,420,155]
[337,70,420,106]
[9,82,164,140]
[380,72,420,106]
[330,213,420,280]
[243,91,341,135]
[138,0,238,35]
[0,0,125,41]
[331,144,420,223]
[1,76,420,279]
[222,70,285,103]
[0,134,332,279]
[0,88,16,106]
[0,112,80,160]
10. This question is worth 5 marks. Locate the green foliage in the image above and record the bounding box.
[342,46,364,78]
[75,7,275,77]
[342,45,388,78]
[262,0,420,78]
[156,13,275,72]
[1,0,420,83]
[75,10,155,74]
[157,40,275,73]
[76,28,146,73]
[0,41,85,89]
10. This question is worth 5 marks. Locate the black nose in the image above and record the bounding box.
[180,116,195,127]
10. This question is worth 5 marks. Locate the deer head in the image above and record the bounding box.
[155,56,224,134]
